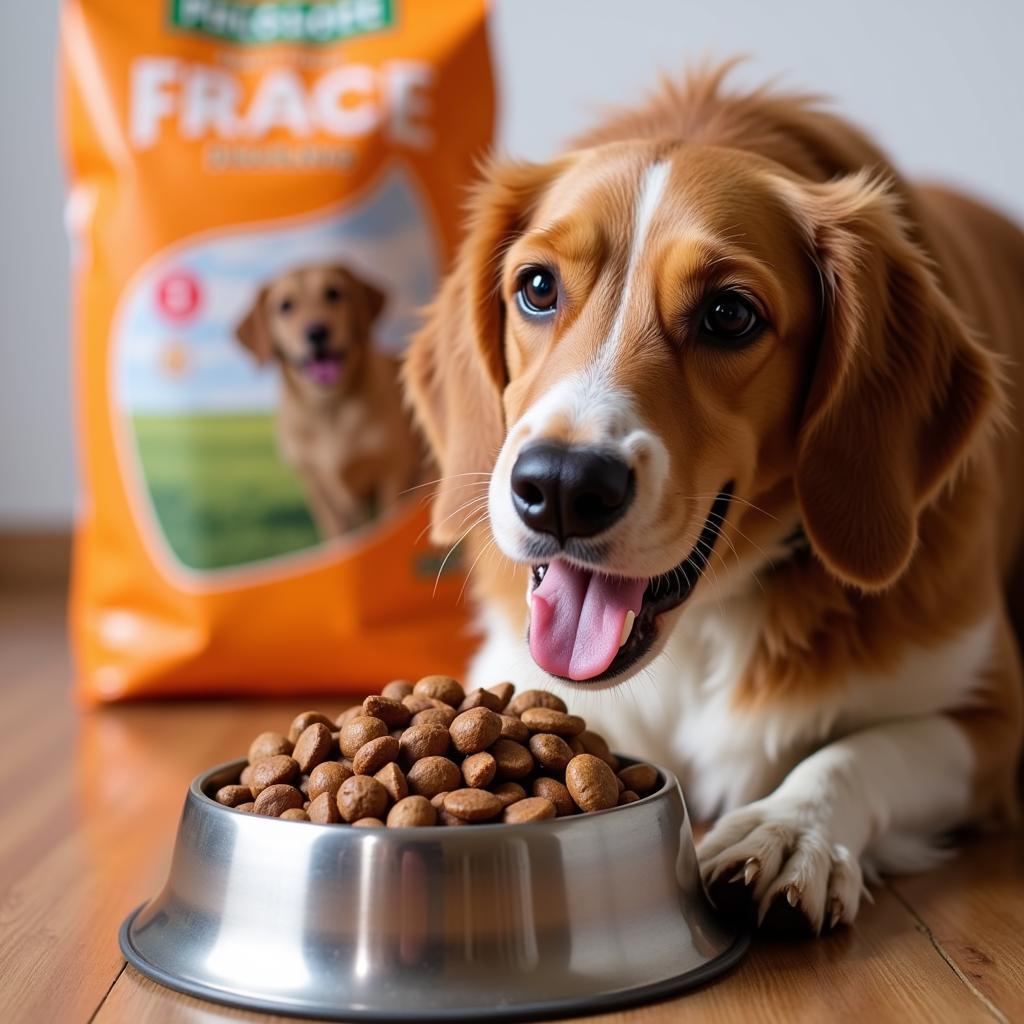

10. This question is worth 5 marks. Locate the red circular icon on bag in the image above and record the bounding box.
[156,271,202,321]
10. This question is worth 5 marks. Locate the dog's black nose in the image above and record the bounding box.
[305,322,330,347]
[510,442,633,542]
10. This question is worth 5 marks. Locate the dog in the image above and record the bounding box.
[405,63,1024,934]
[237,263,421,538]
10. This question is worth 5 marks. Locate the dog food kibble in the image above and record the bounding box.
[406,755,461,798]
[413,674,465,707]
[337,776,389,823]
[450,707,502,754]
[340,716,389,759]
[217,677,661,827]
[293,722,333,773]
[248,731,292,764]
[307,761,351,800]
[288,711,335,743]
[387,795,437,828]
[503,796,557,824]
[565,754,619,812]
[250,755,299,795]
[352,735,400,776]
[254,783,304,816]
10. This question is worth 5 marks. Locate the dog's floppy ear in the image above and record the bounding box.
[236,285,274,365]
[404,157,565,545]
[780,171,1002,590]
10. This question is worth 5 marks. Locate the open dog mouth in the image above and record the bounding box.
[302,351,346,386]
[527,485,733,684]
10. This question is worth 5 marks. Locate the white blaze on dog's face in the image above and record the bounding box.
[407,138,978,688]
[481,143,819,683]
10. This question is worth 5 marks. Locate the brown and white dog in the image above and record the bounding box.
[237,263,421,538]
[405,64,1024,933]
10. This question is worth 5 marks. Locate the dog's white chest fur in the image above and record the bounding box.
[470,584,993,823]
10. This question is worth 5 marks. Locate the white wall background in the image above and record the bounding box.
[2,0,1022,526]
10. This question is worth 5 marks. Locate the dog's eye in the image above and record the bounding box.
[278,297,294,315]
[324,286,341,304]
[516,268,558,315]
[700,291,763,344]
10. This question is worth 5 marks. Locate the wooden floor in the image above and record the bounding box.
[1,584,1021,1024]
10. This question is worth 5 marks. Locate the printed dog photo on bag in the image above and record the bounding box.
[235,263,422,539]
[113,168,439,572]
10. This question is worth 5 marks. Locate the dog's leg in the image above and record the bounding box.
[697,714,974,933]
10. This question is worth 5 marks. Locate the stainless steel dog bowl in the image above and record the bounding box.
[121,759,748,1020]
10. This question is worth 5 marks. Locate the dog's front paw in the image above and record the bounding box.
[697,802,866,936]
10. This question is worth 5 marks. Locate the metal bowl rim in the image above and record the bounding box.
[195,756,680,834]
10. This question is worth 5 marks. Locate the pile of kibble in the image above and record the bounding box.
[214,676,660,827]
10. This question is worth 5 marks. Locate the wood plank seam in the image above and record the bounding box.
[885,882,1009,1024]
[87,962,128,1024]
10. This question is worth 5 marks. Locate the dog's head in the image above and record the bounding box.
[236,264,386,395]
[406,140,999,685]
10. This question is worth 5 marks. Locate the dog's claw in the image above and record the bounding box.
[743,858,760,886]
[785,884,801,908]
[828,897,843,930]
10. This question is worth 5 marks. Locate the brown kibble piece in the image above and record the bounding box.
[254,784,303,816]
[363,695,412,727]
[374,762,408,803]
[334,706,363,729]
[507,689,567,717]
[528,733,574,772]
[568,736,585,755]
[288,711,335,743]
[458,689,503,713]
[249,755,299,795]
[462,751,497,788]
[399,723,450,763]
[239,764,255,787]
[308,792,341,824]
[293,722,334,773]
[578,729,618,768]
[430,791,450,809]
[248,731,293,764]
[414,674,465,707]
[618,790,640,805]
[387,795,437,828]
[520,708,585,736]
[498,714,529,743]
[491,782,527,808]
[503,796,556,823]
[565,754,619,812]
[487,682,515,710]
[443,789,502,822]
[340,715,389,758]
[307,761,352,801]
[491,739,534,779]
[449,707,502,755]
[438,809,469,827]
[352,735,400,776]
[532,777,576,816]
[280,808,308,821]
[406,755,461,798]
[618,763,659,794]
[235,802,255,813]
[215,784,253,807]
[411,706,457,729]
[337,775,389,823]
[381,679,414,701]
[352,817,384,828]
[401,693,437,715]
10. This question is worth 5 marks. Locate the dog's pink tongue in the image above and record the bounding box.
[529,560,646,681]
[307,359,341,385]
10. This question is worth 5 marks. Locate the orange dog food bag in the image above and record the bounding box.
[61,0,495,701]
